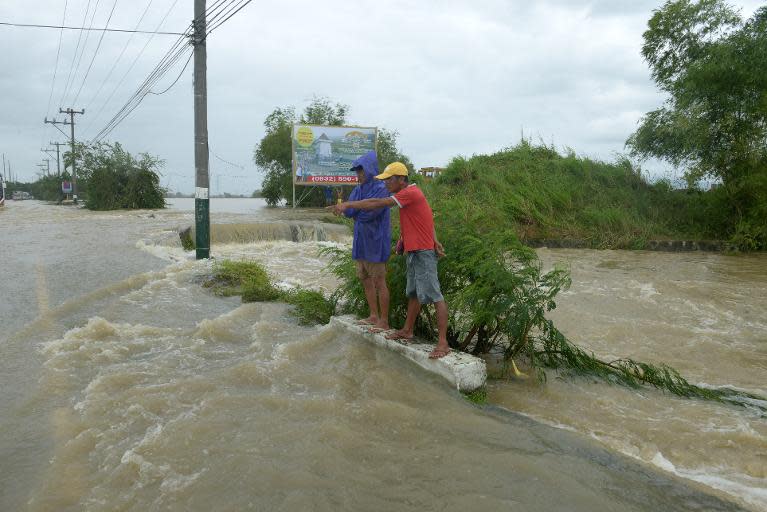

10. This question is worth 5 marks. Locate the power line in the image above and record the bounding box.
[204,0,238,30]
[207,0,253,35]
[72,0,120,105]
[86,0,220,140]
[148,50,193,95]
[40,1,70,170]
[0,21,184,35]
[91,35,192,139]
[44,1,69,118]
[82,0,156,114]
[88,0,253,143]
[86,0,234,139]
[58,0,94,108]
[90,35,192,142]
[62,0,103,107]
[209,144,246,169]
[83,0,184,136]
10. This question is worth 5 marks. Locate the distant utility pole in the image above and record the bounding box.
[193,0,210,259]
[45,108,84,202]
[49,142,66,175]
[41,148,57,173]
[37,159,50,176]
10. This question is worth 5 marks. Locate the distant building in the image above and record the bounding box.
[417,167,445,181]
[314,133,332,158]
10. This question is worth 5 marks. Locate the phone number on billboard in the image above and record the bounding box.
[307,176,359,183]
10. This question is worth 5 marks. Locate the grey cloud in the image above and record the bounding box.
[0,0,758,190]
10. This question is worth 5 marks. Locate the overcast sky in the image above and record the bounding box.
[0,0,763,194]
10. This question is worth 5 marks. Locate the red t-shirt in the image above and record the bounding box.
[392,185,435,252]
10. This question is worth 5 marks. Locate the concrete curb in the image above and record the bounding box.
[329,315,487,393]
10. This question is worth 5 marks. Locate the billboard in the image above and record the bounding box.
[292,124,377,185]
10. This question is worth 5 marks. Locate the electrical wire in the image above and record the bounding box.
[43,1,69,118]
[209,144,246,169]
[88,0,254,142]
[62,0,103,106]
[88,0,237,133]
[58,0,95,108]
[206,0,253,36]
[148,50,193,95]
[0,21,184,35]
[83,0,184,136]
[72,0,120,105]
[82,0,156,114]
[90,38,192,142]
[40,0,69,158]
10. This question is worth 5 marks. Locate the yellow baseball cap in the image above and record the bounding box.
[375,162,408,180]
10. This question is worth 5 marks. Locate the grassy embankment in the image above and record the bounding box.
[429,142,731,250]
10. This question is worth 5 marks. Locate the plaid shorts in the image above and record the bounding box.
[405,250,444,304]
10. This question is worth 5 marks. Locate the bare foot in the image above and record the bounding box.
[385,329,413,343]
[356,317,377,326]
[428,346,451,359]
[372,320,389,330]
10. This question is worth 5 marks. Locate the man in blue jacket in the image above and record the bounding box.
[344,150,391,331]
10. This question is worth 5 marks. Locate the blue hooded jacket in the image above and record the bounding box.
[344,150,391,263]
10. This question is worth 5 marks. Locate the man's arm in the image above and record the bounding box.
[328,197,396,214]
[433,228,445,257]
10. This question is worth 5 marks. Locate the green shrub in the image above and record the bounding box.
[205,260,279,301]
[282,288,335,325]
[203,259,333,325]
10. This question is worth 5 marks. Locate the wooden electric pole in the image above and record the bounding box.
[62,108,84,202]
[50,142,66,175]
[45,108,83,201]
[41,148,57,173]
[193,0,210,259]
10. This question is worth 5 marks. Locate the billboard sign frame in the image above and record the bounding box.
[291,124,377,186]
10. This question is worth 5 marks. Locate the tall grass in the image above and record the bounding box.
[431,141,721,249]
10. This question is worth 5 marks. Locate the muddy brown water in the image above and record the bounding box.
[0,200,763,511]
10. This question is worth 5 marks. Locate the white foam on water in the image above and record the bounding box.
[648,455,767,510]
[650,451,676,472]
[136,239,191,263]
[627,280,660,301]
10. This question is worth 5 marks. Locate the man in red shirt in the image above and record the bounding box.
[329,162,451,359]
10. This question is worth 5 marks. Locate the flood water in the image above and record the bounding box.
[1,199,763,511]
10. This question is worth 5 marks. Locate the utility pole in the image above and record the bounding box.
[41,148,57,173]
[46,108,84,202]
[37,160,50,176]
[49,142,66,175]
[193,0,210,259]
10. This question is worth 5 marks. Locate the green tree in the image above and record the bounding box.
[377,128,414,172]
[627,1,767,248]
[29,173,70,202]
[77,142,166,210]
[253,106,297,206]
[253,97,411,206]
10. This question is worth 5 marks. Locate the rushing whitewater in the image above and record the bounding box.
[0,199,763,511]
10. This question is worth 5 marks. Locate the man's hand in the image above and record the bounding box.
[434,240,446,258]
[326,203,346,216]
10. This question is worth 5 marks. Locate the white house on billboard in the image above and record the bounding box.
[314,133,332,160]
